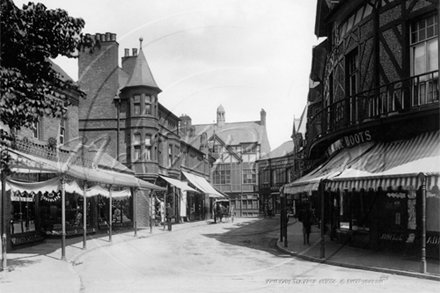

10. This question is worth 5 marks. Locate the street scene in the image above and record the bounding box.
[1,0,439,292]
[2,218,440,293]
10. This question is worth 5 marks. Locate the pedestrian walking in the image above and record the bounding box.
[166,203,174,231]
[299,201,313,245]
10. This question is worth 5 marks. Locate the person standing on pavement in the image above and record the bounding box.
[299,202,313,245]
[166,203,174,231]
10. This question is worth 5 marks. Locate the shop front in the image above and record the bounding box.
[182,171,226,220]
[283,131,440,259]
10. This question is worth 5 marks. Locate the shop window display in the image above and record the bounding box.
[10,191,36,234]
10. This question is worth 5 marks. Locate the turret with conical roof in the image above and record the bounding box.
[123,43,161,93]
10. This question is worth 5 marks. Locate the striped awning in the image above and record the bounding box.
[327,131,440,195]
[283,142,375,194]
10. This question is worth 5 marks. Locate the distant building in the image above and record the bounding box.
[181,105,270,217]
[256,109,307,216]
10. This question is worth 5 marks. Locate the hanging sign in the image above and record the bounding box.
[41,191,61,202]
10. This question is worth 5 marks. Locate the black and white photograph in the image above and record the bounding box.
[1,0,439,292]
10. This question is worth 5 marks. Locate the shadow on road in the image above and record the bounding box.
[202,217,288,256]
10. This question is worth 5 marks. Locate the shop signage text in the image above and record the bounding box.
[41,191,61,202]
[343,130,372,148]
[380,233,404,241]
[427,236,440,245]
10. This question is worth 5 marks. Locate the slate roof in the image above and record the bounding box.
[183,120,271,156]
[123,49,161,91]
[260,140,294,160]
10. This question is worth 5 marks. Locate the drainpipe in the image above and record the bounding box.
[116,98,120,160]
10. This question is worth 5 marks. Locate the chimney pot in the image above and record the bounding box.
[111,33,117,41]
[132,48,138,56]
[124,48,130,57]
[105,32,111,41]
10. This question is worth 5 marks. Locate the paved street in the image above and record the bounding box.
[68,218,438,293]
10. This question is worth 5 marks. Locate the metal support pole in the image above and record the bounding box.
[418,173,427,274]
[60,176,66,260]
[1,173,8,271]
[133,188,138,237]
[109,186,113,242]
[280,193,284,242]
[149,190,153,234]
[82,182,87,249]
[320,180,326,259]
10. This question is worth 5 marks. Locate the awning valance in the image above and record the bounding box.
[159,175,200,193]
[6,177,60,193]
[283,142,375,194]
[85,185,131,198]
[182,171,225,198]
[327,131,440,194]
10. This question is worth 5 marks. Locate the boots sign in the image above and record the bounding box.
[343,130,372,148]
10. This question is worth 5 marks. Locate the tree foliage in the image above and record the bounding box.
[0,0,99,172]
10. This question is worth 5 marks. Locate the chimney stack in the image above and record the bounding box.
[260,109,266,126]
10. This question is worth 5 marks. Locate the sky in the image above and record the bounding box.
[14,0,322,150]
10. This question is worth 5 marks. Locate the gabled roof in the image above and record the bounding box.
[124,49,161,91]
[184,120,271,155]
[260,140,294,160]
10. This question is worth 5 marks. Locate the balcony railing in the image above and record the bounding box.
[308,70,439,143]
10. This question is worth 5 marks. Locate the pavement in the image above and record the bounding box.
[1,217,439,293]
[276,217,440,282]
[0,219,212,293]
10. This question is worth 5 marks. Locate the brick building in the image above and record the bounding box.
[77,33,212,225]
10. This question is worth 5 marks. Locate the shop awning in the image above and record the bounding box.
[5,148,165,191]
[67,165,165,190]
[283,142,375,195]
[159,175,200,193]
[8,148,64,173]
[327,131,440,194]
[182,171,226,198]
